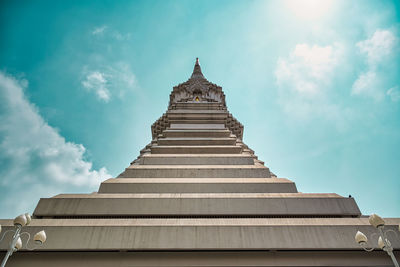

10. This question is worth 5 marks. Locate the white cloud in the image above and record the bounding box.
[92,25,107,35]
[274,43,347,125]
[275,43,343,95]
[110,62,136,97]
[351,71,384,100]
[387,86,400,102]
[357,29,396,65]
[0,72,111,217]
[82,71,111,102]
[81,62,137,101]
[352,29,398,101]
[91,25,131,41]
[113,31,131,41]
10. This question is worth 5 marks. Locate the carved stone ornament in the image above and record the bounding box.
[169,58,226,107]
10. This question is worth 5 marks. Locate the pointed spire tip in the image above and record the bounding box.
[191,57,204,79]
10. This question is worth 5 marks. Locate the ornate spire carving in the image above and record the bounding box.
[169,58,226,108]
[191,58,205,79]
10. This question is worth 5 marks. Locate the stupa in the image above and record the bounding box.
[1,58,399,266]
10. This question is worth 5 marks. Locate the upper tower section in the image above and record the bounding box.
[168,58,226,109]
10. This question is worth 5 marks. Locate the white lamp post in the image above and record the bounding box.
[355,214,399,267]
[0,213,47,267]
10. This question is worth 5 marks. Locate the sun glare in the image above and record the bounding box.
[284,0,334,20]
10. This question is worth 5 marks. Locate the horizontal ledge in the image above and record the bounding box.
[157,138,236,140]
[126,164,267,169]
[3,217,393,227]
[101,178,294,183]
[0,251,397,266]
[50,193,343,199]
[150,146,241,149]
[170,124,226,129]
[34,215,360,220]
[140,154,253,158]
[98,178,298,194]
[167,110,228,114]
[2,223,399,251]
[163,129,230,132]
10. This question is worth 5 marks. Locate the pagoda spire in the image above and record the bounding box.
[190,57,205,79]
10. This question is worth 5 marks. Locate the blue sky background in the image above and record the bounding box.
[0,0,399,218]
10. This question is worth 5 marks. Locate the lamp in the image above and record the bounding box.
[0,213,47,267]
[369,214,385,228]
[355,231,368,244]
[355,214,399,267]
[33,230,47,244]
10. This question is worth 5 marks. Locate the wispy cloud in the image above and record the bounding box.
[82,71,111,102]
[81,62,137,102]
[92,25,108,35]
[356,29,397,65]
[274,43,346,124]
[387,86,400,102]
[113,31,131,41]
[352,29,398,101]
[351,71,383,100]
[275,43,343,95]
[91,25,131,41]
[0,72,111,217]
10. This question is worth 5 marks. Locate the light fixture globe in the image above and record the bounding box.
[24,213,32,225]
[378,236,385,249]
[369,214,385,228]
[34,230,47,244]
[13,214,27,227]
[14,237,22,250]
[355,231,368,244]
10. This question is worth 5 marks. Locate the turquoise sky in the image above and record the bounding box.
[0,0,399,218]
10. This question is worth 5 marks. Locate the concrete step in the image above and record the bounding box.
[169,123,226,129]
[119,164,271,178]
[151,145,243,154]
[167,109,228,114]
[34,193,361,217]
[138,154,254,165]
[243,148,254,154]
[172,103,224,110]
[163,129,231,138]
[98,178,298,193]
[7,219,395,251]
[157,137,236,146]
[167,113,227,120]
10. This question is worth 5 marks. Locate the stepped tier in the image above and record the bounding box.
[137,154,255,165]
[150,145,244,154]
[98,178,297,193]
[119,164,271,178]
[157,137,237,146]
[171,103,225,109]
[162,129,232,138]
[34,193,360,217]
[1,218,399,250]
